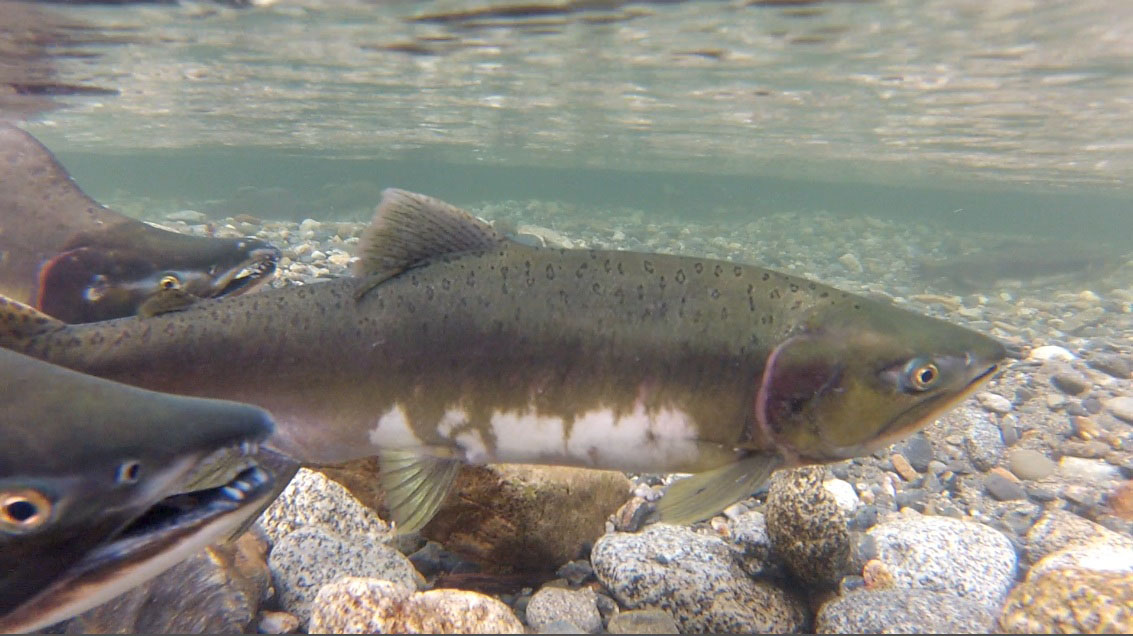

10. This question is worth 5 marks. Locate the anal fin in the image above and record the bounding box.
[654,452,784,525]
[378,450,463,535]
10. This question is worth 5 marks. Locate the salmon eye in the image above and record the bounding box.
[0,489,52,533]
[116,460,141,484]
[903,358,940,392]
[159,274,182,290]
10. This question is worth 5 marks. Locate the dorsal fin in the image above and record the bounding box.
[352,189,506,298]
[0,294,66,346]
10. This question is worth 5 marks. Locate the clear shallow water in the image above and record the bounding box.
[5,0,1133,235]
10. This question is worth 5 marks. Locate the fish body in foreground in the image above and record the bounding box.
[0,348,276,633]
[0,189,1006,532]
[0,123,280,323]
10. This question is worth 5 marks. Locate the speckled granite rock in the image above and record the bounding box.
[816,588,995,633]
[269,524,423,624]
[998,568,1133,633]
[525,586,602,633]
[765,466,851,588]
[606,608,681,634]
[964,416,1005,472]
[1023,509,1133,565]
[867,514,1016,611]
[1029,537,1133,579]
[261,467,392,545]
[592,523,806,633]
[724,510,784,579]
[67,530,270,633]
[320,460,631,571]
[308,577,524,634]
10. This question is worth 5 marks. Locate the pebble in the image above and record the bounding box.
[1029,345,1076,361]
[823,478,860,513]
[867,515,1016,611]
[964,417,1005,472]
[976,392,1014,414]
[1022,509,1133,565]
[890,453,919,481]
[269,525,423,624]
[1088,354,1132,379]
[165,209,207,222]
[1110,481,1133,520]
[1104,396,1133,424]
[816,588,995,634]
[259,468,391,545]
[1007,448,1057,481]
[838,253,863,273]
[258,610,300,634]
[591,524,806,633]
[1050,371,1091,396]
[1059,456,1121,483]
[725,510,783,579]
[308,578,524,634]
[606,609,681,634]
[985,470,1027,501]
[525,587,602,634]
[901,434,935,472]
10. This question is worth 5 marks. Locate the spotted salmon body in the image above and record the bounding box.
[0,189,1006,532]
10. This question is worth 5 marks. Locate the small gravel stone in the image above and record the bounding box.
[823,479,859,513]
[165,209,207,223]
[258,610,300,634]
[1104,396,1133,424]
[1007,449,1057,481]
[1087,354,1132,379]
[901,434,935,472]
[964,417,1005,472]
[606,609,681,634]
[1029,345,1075,361]
[838,253,863,273]
[1051,372,1091,396]
[1059,456,1121,483]
[976,392,1014,414]
[525,587,601,634]
[890,453,919,481]
[986,471,1027,501]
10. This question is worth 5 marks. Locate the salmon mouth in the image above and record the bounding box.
[213,246,280,298]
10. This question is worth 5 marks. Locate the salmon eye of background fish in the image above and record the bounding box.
[159,275,181,291]
[115,460,141,484]
[0,489,51,532]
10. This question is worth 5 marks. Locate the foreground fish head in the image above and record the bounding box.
[754,298,1006,463]
[37,227,280,323]
[0,349,277,633]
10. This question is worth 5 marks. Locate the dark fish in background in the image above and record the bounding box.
[0,124,280,323]
[0,348,276,633]
[0,188,1006,535]
[916,239,1131,292]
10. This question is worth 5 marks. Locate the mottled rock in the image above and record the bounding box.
[1059,456,1121,483]
[890,453,919,481]
[1029,536,1133,580]
[321,460,630,571]
[765,466,851,588]
[68,531,270,633]
[258,610,300,634]
[606,608,681,634]
[816,588,995,634]
[269,525,423,623]
[1110,481,1133,520]
[1007,448,1057,481]
[823,478,859,513]
[261,467,391,546]
[525,586,602,633]
[592,524,806,633]
[308,578,524,634]
[998,568,1133,633]
[964,417,1005,472]
[1022,509,1133,565]
[868,515,1016,611]
[1104,396,1133,424]
[725,510,783,578]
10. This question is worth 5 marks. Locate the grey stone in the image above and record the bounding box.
[1087,354,1132,379]
[260,468,391,546]
[1007,448,1057,481]
[868,515,1016,611]
[1059,456,1121,483]
[525,587,602,634]
[1051,372,1090,396]
[901,434,935,472]
[269,525,423,624]
[1104,396,1133,424]
[592,524,806,633]
[1024,510,1133,565]
[606,609,681,634]
[976,392,1014,414]
[816,588,995,633]
[985,472,1027,501]
[165,209,207,223]
[726,510,783,578]
[964,417,1005,472]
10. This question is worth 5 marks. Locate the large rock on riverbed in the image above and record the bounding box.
[319,460,631,571]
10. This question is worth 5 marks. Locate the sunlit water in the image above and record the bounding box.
[7,0,1133,237]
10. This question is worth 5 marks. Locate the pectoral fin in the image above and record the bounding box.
[378,450,463,535]
[0,294,65,346]
[654,452,784,525]
[137,288,202,318]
